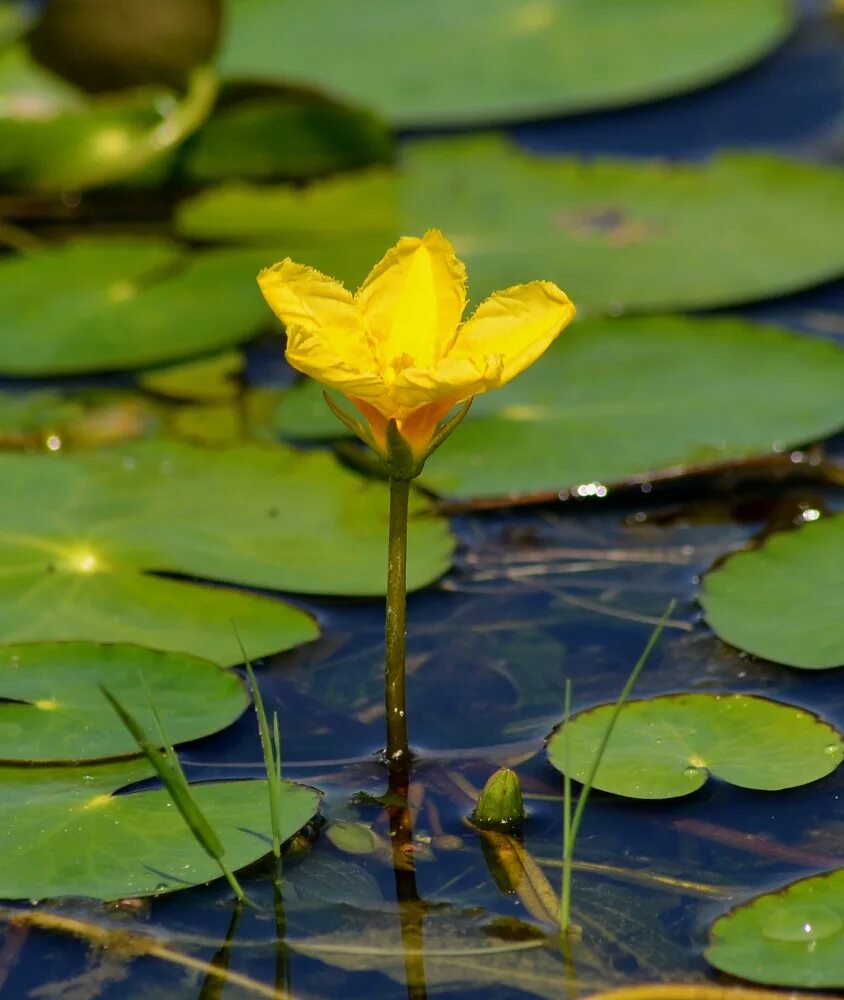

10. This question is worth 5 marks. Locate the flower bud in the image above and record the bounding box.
[472,768,525,831]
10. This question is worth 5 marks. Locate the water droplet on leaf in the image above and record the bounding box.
[761,905,841,942]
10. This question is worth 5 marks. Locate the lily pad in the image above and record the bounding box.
[0,240,273,375]
[0,757,320,900]
[275,316,844,500]
[700,513,844,670]
[707,869,844,988]
[177,136,844,315]
[219,0,792,126]
[547,694,843,799]
[0,643,248,763]
[139,350,244,402]
[185,95,394,182]
[0,439,451,661]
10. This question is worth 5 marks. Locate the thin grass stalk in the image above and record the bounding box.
[559,600,676,933]
[100,685,247,902]
[559,678,573,934]
[238,643,283,858]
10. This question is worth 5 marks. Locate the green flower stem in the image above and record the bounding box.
[384,477,411,764]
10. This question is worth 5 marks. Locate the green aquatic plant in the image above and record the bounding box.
[558,604,673,934]
[102,685,249,902]
[258,229,574,763]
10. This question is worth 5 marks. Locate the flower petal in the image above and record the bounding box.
[354,230,466,371]
[258,258,373,367]
[388,354,502,413]
[451,281,575,385]
[285,324,385,401]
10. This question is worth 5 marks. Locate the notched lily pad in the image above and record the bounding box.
[0,643,248,762]
[219,0,792,126]
[275,316,844,501]
[547,694,843,799]
[0,439,451,662]
[0,757,321,900]
[700,513,844,670]
[177,136,844,315]
[0,240,273,375]
[707,869,844,988]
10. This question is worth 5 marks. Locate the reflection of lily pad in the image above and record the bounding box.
[547,694,843,799]
[276,316,844,500]
[0,439,451,661]
[0,240,272,375]
[219,0,792,126]
[186,95,393,181]
[0,643,248,763]
[707,869,844,988]
[700,514,844,671]
[178,136,844,315]
[0,758,320,900]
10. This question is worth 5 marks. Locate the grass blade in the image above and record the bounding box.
[100,685,246,902]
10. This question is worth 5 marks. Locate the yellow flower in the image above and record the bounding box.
[258,230,575,464]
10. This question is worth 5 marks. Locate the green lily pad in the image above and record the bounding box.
[0,240,273,375]
[547,694,843,799]
[0,757,320,900]
[0,643,248,763]
[139,351,244,402]
[707,869,844,988]
[0,439,451,661]
[700,513,844,670]
[219,0,791,126]
[275,316,844,500]
[185,94,393,182]
[177,136,844,315]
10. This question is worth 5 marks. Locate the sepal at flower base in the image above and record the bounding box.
[322,390,377,450]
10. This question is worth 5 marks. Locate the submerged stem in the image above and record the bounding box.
[384,477,411,765]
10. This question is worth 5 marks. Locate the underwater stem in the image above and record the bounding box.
[384,477,411,764]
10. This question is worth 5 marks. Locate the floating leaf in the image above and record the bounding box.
[547,694,843,799]
[0,67,217,192]
[276,316,844,500]
[185,94,394,181]
[0,240,273,375]
[700,513,844,670]
[0,439,451,661]
[219,0,792,126]
[139,351,244,403]
[177,136,844,315]
[0,643,248,763]
[707,869,844,988]
[0,757,320,900]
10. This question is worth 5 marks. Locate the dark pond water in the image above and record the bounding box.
[1,2,843,998]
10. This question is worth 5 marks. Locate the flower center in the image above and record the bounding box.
[384,352,416,384]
